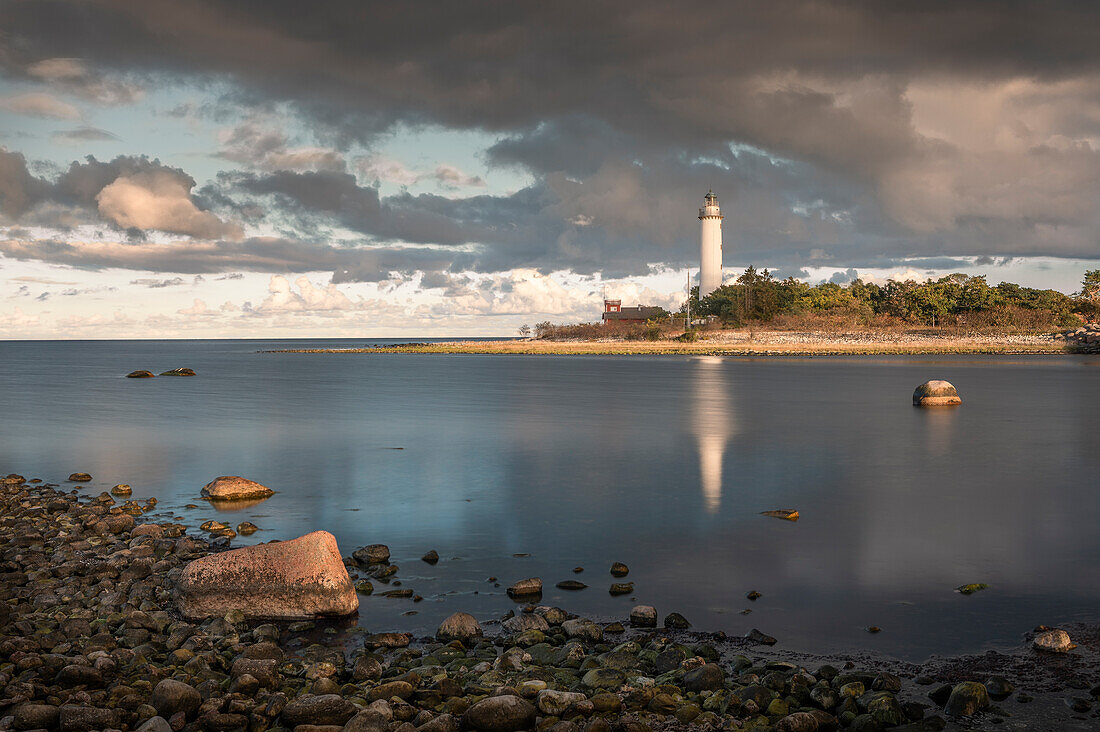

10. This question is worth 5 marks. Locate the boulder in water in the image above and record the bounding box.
[506,577,542,599]
[111,484,132,496]
[761,509,799,521]
[352,544,390,564]
[913,380,961,406]
[68,472,92,482]
[955,583,989,595]
[126,370,156,378]
[1033,628,1075,652]
[159,367,196,376]
[176,530,358,619]
[200,475,274,501]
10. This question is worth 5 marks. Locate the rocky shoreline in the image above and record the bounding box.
[261,330,1079,356]
[3,477,1100,732]
[1051,324,1100,353]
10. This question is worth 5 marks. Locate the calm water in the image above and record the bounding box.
[1,339,1098,661]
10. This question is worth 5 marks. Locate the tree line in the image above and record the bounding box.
[684,268,1100,329]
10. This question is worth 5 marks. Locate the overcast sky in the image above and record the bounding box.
[1,0,1098,338]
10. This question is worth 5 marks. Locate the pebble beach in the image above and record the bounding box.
[4,475,1100,732]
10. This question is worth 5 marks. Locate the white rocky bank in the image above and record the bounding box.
[1051,323,1100,352]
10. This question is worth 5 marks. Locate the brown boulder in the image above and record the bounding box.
[506,577,542,599]
[151,679,201,719]
[279,694,357,727]
[200,475,274,501]
[463,695,536,732]
[352,543,390,564]
[176,530,358,620]
[913,380,961,407]
[132,524,165,539]
[437,611,483,643]
[1033,628,1075,652]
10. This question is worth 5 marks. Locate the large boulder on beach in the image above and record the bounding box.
[14,704,60,730]
[462,695,536,732]
[630,605,657,627]
[437,611,483,643]
[503,612,550,634]
[176,530,358,620]
[684,663,726,692]
[151,679,201,719]
[913,380,961,407]
[944,681,990,716]
[200,475,274,501]
[279,694,358,727]
[59,705,118,731]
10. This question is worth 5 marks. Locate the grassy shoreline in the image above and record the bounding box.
[265,332,1073,356]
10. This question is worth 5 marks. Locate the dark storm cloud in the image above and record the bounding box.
[2,0,1099,277]
[0,236,456,282]
[0,150,51,217]
[0,152,196,218]
[0,153,241,237]
[5,1,1097,133]
[208,142,880,280]
[54,155,194,208]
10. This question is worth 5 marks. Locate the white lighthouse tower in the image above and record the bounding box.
[698,190,724,297]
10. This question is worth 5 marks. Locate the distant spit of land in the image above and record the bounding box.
[266,329,1076,356]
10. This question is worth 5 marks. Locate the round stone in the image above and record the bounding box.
[629,605,657,627]
[913,380,961,407]
[437,611,483,643]
[1033,628,1075,652]
[944,681,990,716]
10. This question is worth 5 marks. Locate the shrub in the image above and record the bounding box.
[533,320,677,341]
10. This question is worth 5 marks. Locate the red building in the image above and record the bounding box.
[601,299,665,324]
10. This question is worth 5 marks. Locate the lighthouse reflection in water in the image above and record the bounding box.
[693,356,736,513]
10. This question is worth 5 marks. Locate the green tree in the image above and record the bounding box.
[847,278,881,307]
[905,281,952,326]
[1080,270,1100,307]
[957,275,998,311]
[681,286,701,318]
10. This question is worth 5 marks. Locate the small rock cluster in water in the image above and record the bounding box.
[126,368,197,378]
[0,473,1092,732]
